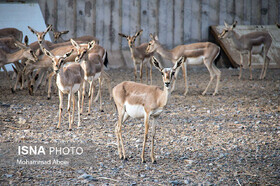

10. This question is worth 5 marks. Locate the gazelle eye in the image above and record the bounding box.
[171,72,175,76]
[161,72,164,75]
[225,30,228,32]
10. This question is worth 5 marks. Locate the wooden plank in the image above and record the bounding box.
[174,0,184,45]
[121,0,130,48]
[96,0,104,46]
[183,0,192,43]
[235,0,244,24]
[166,0,173,47]
[226,0,235,24]
[148,0,157,39]
[57,0,66,34]
[191,0,201,42]
[261,0,268,25]
[268,0,278,25]
[201,0,209,41]
[158,0,167,45]
[76,0,85,37]
[129,0,139,38]
[65,0,76,39]
[208,0,219,26]
[251,0,261,25]
[219,0,227,24]
[140,0,149,44]
[243,0,252,25]
[84,0,95,36]
[111,0,121,50]
[103,0,111,49]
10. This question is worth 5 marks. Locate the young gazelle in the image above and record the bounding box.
[113,56,184,163]
[42,48,84,130]
[119,30,154,84]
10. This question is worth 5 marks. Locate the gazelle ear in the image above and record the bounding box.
[118,33,128,38]
[135,29,143,37]
[232,21,237,28]
[45,24,52,33]
[151,56,163,71]
[28,26,37,34]
[14,41,27,49]
[224,21,229,28]
[70,38,80,49]
[154,35,159,41]
[149,33,155,40]
[24,36,29,46]
[63,49,74,59]
[43,48,54,59]
[61,30,69,34]
[88,40,96,50]
[173,56,185,70]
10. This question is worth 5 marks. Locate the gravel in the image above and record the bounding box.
[0,67,279,185]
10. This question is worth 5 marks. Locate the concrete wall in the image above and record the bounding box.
[38,0,280,68]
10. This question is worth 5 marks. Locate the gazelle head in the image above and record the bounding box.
[14,40,38,62]
[119,30,143,48]
[152,56,184,89]
[218,21,237,39]
[28,25,52,44]
[43,48,74,74]
[51,27,69,42]
[146,34,160,53]
[70,39,96,63]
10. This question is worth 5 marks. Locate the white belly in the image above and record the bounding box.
[252,44,264,54]
[57,76,80,94]
[124,102,145,118]
[85,72,101,82]
[186,56,204,65]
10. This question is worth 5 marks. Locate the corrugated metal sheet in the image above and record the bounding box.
[211,25,280,68]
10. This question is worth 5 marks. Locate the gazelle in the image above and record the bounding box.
[218,21,272,80]
[0,40,37,92]
[119,30,154,84]
[147,34,221,96]
[43,48,84,130]
[0,27,23,42]
[71,39,111,113]
[113,56,184,163]
[50,26,99,44]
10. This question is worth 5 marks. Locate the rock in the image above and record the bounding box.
[78,173,97,182]
[169,180,181,185]
[18,117,26,125]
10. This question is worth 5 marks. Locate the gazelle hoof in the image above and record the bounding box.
[152,160,157,164]
[11,88,15,93]
[68,128,72,131]
[142,160,146,164]
[47,96,51,100]
[100,109,104,112]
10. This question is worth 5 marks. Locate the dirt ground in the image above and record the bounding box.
[0,67,279,185]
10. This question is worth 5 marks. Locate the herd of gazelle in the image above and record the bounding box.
[0,21,276,163]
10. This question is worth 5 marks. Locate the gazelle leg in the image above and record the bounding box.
[171,67,180,93]
[182,61,188,95]
[81,81,86,114]
[212,64,221,95]
[239,53,243,80]
[2,66,14,93]
[98,77,103,111]
[71,93,75,128]
[47,72,54,99]
[146,61,149,84]
[77,85,82,127]
[57,90,63,129]
[115,107,128,160]
[88,81,94,114]
[141,111,150,163]
[140,61,143,83]
[151,117,157,164]
[249,50,253,80]
[67,91,72,130]
[202,59,215,96]
[262,56,270,79]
